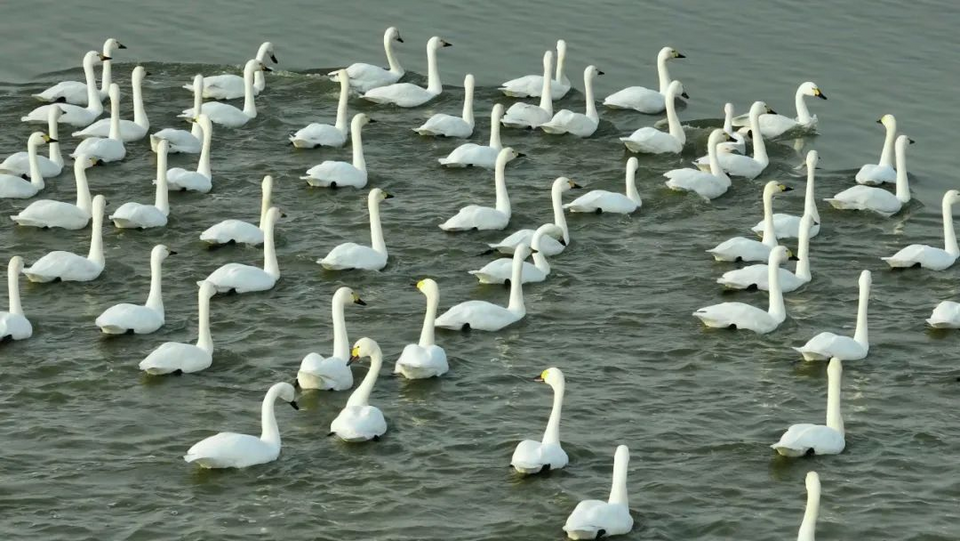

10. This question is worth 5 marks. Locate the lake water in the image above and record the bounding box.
[1,0,959,539]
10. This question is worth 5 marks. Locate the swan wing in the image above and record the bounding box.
[772,423,844,456]
[34,80,89,105]
[1,153,61,178]
[165,168,212,193]
[0,312,33,340]
[12,200,89,229]
[290,123,346,148]
[110,202,167,229]
[362,83,434,107]
[855,163,897,185]
[184,432,275,468]
[564,501,633,539]
[331,405,387,441]
[882,244,955,270]
[565,190,637,214]
[298,353,353,390]
[96,303,163,334]
[603,86,665,114]
[693,302,775,333]
[318,242,385,271]
[439,205,508,231]
[752,213,820,239]
[415,114,472,137]
[794,332,866,361]
[826,185,900,216]
[707,237,771,262]
[501,102,551,128]
[195,101,249,127]
[542,110,597,137]
[139,342,211,374]
[488,229,534,253]
[200,219,263,245]
[71,137,125,162]
[718,265,804,292]
[664,168,729,200]
[395,344,449,378]
[150,129,201,154]
[340,63,401,93]
[303,161,366,188]
[928,301,960,328]
[439,144,497,168]
[204,263,276,293]
[434,300,518,331]
[24,251,100,282]
[621,127,682,154]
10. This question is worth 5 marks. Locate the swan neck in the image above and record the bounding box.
[47,112,62,166]
[665,90,683,141]
[538,60,553,113]
[254,47,268,91]
[462,82,474,124]
[331,294,350,360]
[385,34,402,74]
[190,83,203,138]
[761,189,777,247]
[258,184,271,229]
[507,251,526,314]
[609,452,629,506]
[804,167,820,222]
[879,121,896,167]
[87,205,104,267]
[133,75,147,128]
[346,351,382,408]
[108,91,121,140]
[198,122,212,178]
[533,249,550,274]
[943,197,959,257]
[259,387,281,447]
[243,65,257,117]
[796,224,811,280]
[723,109,733,135]
[335,78,350,133]
[750,109,768,161]
[85,58,100,109]
[551,184,569,243]
[426,42,442,94]
[708,136,723,176]
[146,254,164,314]
[494,158,510,217]
[826,367,844,435]
[418,289,438,347]
[895,145,910,203]
[584,72,598,121]
[767,255,786,321]
[797,488,820,541]
[7,261,22,316]
[489,109,503,149]
[351,124,366,171]
[262,216,279,278]
[74,163,92,213]
[657,54,671,93]
[625,166,641,203]
[854,280,870,347]
[155,149,169,214]
[795,87,812,124]
[369,198,386,256]
[196,289,213,353]
[27,139,44,189]
[541,380,564,444]
[555,47,566,81]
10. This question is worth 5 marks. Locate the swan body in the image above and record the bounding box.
[501,51,554,129]
[329,27,404,93]
[395,279,448,379]
[33,41,123,104]
[296,287,366,390]
[500,39,570,99]
[440,104,504,168]
[487,176,578,255]
[541,66,603,137]
[733,82,826,139]
[319,188,392,271]
[73,66,149,141]
[881,189,959,270]
[95,245,173,334]
[718,215,814,292]
[1,106,64,177]
[23,195,106,282]
[603,46,686,114]
[302,114,372,188]
[290,69,350,148]
[182,59,268,127]
[202,208,282,293]
[435,244,531,331]
[200,175,272,245]
[827,135,912,216]
[664,129,732,200]
[150,74,204,154]
[708,182,792,262]
[22,51,105,126]
[511,367,568,474]
[715,101,771,179]
[164,115,214,193]
[110,142,170,229]
[856,114,898,185]
[440,148,520,231]
[470,224,562,284]
[415,74,474,137]
[772,358,845,457]
[0,257,32,341]
[620,80,686,152]
[11,155,95,229]
[70,83,125,163]
[752,150,821,239]
[0,133,52,199]
[362,36,450,107]
[566,158,641,214]
[693,103,747,168]
[139,281,216,374]
[330,338,388,442]
[186,42,277,100]
[794,270,871,360]
[927,301,960,328]
[563,445,633,540]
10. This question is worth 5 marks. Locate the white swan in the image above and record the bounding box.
[434,243,531,331]
[501,51,554,129]
[1,105,64,177]
[330,27,404,93]
[440,148,521,232]
[733,82,827,139]
[796,472,822,541]
[200,175,272,245]
[362,36,451,107]
[164,115,213,193]
[927,300,960,329]
[319,188,392,271]
[714,101,771,179]
[826,135,912,216]
[23,195,106,283]
[302,113,373,188]
[182,59,269,127]
[11,154,96,229]
[881,189,959,270]
[22,51,105,127]
[718,215,813,292]
[33,40,124,104]
[70,83,126,163]
[0,133,53,199]
[487,176,578,254]
[620,80,686,153]
[150,74,203,154]
[73,66,149,142]
[856,114,897,185]
[330,337,388,442]
[692,103,747,169]
[794,270,871,361]
[187,42,277,100]
[296,287,366,391]
[772,358,845,457]
[511,367,568,474]
[693,246,790,334]
[603,46,687,114]
[290,69,350,148]
[95,245,174,334]
[565,157,641,214]
[395,279,448,379]
[664,129,733,200]
[0,256,32,342]
[541,66,603,137]
[707,181,792,262]
[563,445,633,540]
[183,382,298,469]
[414,74,474,137]
[439,104,504,168]
[110,142,170,229]
[139,281,216,375]
[202,207,282,293]
[752,150,821,239]
[500,39,570,99]
[469,224,563,284]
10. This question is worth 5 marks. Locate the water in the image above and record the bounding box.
[2,0,959,539]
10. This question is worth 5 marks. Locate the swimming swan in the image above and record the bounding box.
[183,59,270,127]
[33,40,124,104]
[11,154,96,229]
[0,256,32,341]
[603,46,687,114]
[362,36,451,107]
[290,69,351,148]
[200,175,273,245]
[771,358,845,457]
[139,281,217,375]
[714,100,772,179]
[501,51,553,129]
[718,214,813,292]
[663,129,733,200]
[395,279,448,379]
[330,27,404,93]
[164,115,214,193]
[694,103,748,169]
[95,244,174,334]
[707,181,792,262]
[0,133,52,199]
[500,39,570,99]
[796,472,822,541]
[541,66,603,137]
[110,142,170,229]
[733,82,826,139]
[511,367,568,474]
[73,66,149,141]
[927,300,960,329]
[470,224,563,284]
[187,42,277,100]
[487,176,578,254]
[202,207,282,293]
[562,445,633,540]
[319,188,392,271]
[70,83,126,163]
[330,338,388,442]
[620,80,686,153]
[23,195,106,282]
[881,189,959,270]
[565,157,641,214]
[440,148,521,232]
[414,74,474,137]
[826,135,912,216]
[296,287,366,391]
[1,106,64,177]
[794,270,871,360]
[22,51,105,126]
[302,114,374,188]
[150,74,204,154]
[856,114,897,185]
[439,104,504,168]
[752,150,821,239]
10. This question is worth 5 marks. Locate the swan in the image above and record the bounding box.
[109,142,170,229]
[856,114,897,185]
[713,101,771,179]
[707,181,792,262]
[330,27,404,93]
[826,135,912,216]
[73,66,149,142]
[693,103,747,167]
[718,214,814,292]
[469,224,563,284]
[414,74,474,137]
[500,51,554,129]
[164,115,213,193]
[11,154,96,229]
[796,472,822,541]
[487,176,578,254]
[22,51,105,127]
[362,36,451,107]
[693,246,790,334]
[202,207,282,294]
[927,300,960,329]
[511,367,568,474]
[439,104,504,168]
[186,42,277,100]
[0,133,53,199]
[500,39,570,99]
[771,358,845,457]
[565,157,641,214]
[434,243,531,331]
[752,150,821,239]
[603,46,687,114]
[330,337,388,442]
[1,256,32,342]
[540,66,603,137]
[181,59,269,127]
[150,74,203,154]
[794,270,871,361]
[290,70,350,148]
[620,80,686,153]
[440,148,521,232]
[733,82,827,139]
[318,188,392,270]
[302,113,374,188]
[395,279,448,379]
[70,83,126,163]
[881,189,959,270]
[200,175,273,245]
[183,382,298,469]
[33,40,125,104]
[23,195,106,282]
[296,287,366,391]
[1,105,64,177]
[139,281,217,375]
[663,129,733,200]
[562,445,633,540]
[95,245,174,334]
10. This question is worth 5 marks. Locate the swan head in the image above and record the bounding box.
[534,367,565,388]
[659,46,685,60]
[243,58,269,78]
[859,269,872,290]
[707,128,733,147]
[496,147,522,167]
[199,280,217,299]
[491,103,505,122]
[334,286,366,307]
[261,175,274,193]
[151,244,176,263]
[768,246,790,267]
[103,38,126,54]
[191,73,204,92]
[805,150,819,171]
[27,131,52,148]
[541,50,554,72]
[627,157,639,175]
[723,102,735,118]
[386,26,403,43]
[132,65,147,84]
[877,113,896,129]
[665,80,684,99]
[48,104,64,122]
[514,242,533,260]
[763,181,793,198]
[895,134,914,153]
[800,81,827,100]
[350,337,381,363]
[91,194,107,217]
[108,83,121,103]
[827,357,843,381]
[264,206,284,225]
[352,113,374,131]
[9,256,25,275]
[464,73,475,93]
[750,100,773,117]
[945,189,960,206]
[416,278,439,298]
[258,42,278,64]
[73,153,97,171]
[428,36,453,51]
[270,381,298,408]
[553,176,581,194]
[532,224,565,250]
[189,114,213,135]
[799,214,816,234]
[83,50,103,68]
[369,187,393,207]
[805,471,821,495]
[584,65,604,81]
[556,39,567,57]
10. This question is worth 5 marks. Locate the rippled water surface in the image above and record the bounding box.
[2,1,959,539]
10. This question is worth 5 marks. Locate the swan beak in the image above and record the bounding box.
[292,378,300,389]
[876,118,883,124]
[534,375,545,382]
[99,54,112,61]
[169,250,178,256]
[441,40,452,47]
[516,152,526,158]
[814,89,827,100]
[270,53,279,64]
[681,91,690,99]
[570,182,582,189]
[289,401,299,410]
[261,64,273,72]
[383,192,394,199]
[780,185,794,192]
[675,52,686,58]
[118,43,127,49]
[396,36,404,43]
[20,174,28,180]
[347,355,359,365]
[597,70,605,75]
[368,118,378,123]
[725,134,735,141]
[54,96,67,103]
[766,107,777,115]
[789,254,800,261]
[354,297,367,306]
[559,239,567,246]
[909,138,916,144]
[530,248,539,254]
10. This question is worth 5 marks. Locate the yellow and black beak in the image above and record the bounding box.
[261,64,273,72]
[98,54,112,61]
[354,296,366,306]
[534,375,545,382]
[675,52,686,59]
[814,89,827,100]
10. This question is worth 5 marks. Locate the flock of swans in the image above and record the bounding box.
[1,29,957,539]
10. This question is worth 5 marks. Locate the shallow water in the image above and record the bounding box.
[1,1,959,539]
